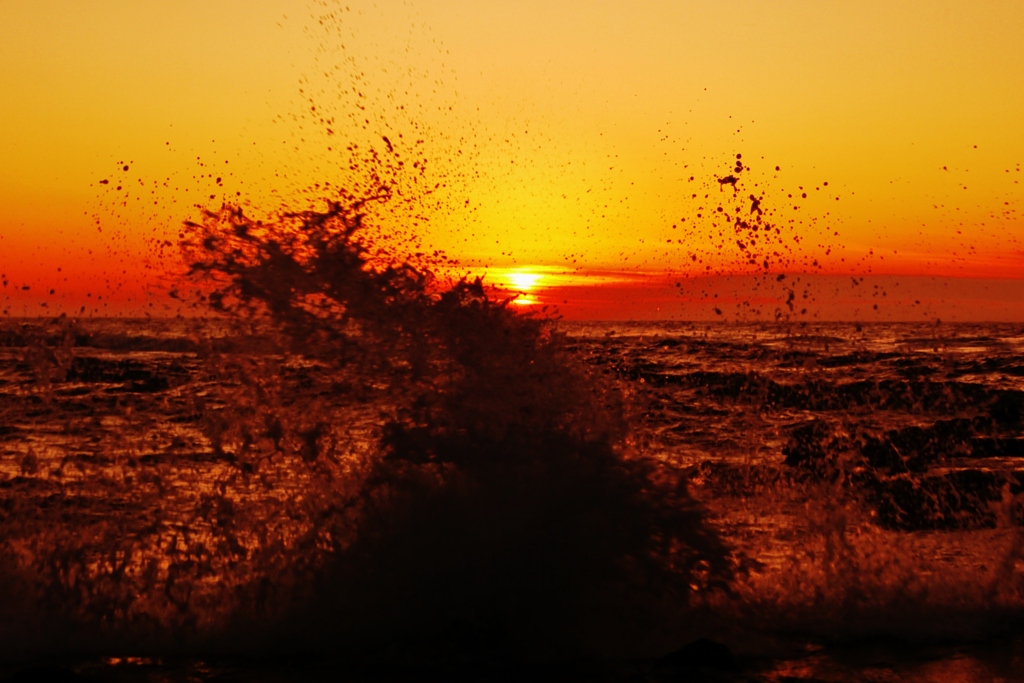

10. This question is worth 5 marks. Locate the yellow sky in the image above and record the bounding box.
[1,0,1021,316]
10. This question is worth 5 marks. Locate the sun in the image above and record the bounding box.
[507,271,542,292]
[496,269,545,306]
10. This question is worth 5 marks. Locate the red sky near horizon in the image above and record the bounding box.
[1,1,1021,320]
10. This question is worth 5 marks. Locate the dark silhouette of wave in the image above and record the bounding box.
[0,195,737,666]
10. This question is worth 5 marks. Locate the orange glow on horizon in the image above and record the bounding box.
[1,1,1021,320]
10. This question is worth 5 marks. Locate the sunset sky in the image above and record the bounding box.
[1,0,1021,319]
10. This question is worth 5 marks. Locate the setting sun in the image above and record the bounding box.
[507,271,542,292]
[480,267,549,306]
[508,271,541,306]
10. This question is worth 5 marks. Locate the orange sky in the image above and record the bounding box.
[1,1,1021,319]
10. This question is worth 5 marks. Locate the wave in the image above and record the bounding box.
[3,198,1024,676]
[0,195,738,664]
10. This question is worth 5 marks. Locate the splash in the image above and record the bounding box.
[0,190,738,664]
[177,191,738,659]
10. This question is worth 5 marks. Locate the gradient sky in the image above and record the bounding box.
[1,0,1021,319]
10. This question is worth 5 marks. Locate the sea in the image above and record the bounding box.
[2,314,1023,681]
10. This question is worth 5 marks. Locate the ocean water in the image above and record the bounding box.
[2,313,1024,681]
